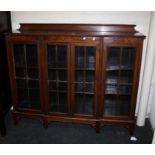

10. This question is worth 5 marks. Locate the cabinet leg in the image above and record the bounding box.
[12,113,19,125]
[128,124,135,136]
[0,117,6,136]
[43,119,48,129]
[95,122,100,133]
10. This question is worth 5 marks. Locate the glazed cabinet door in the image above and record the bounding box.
[6,36,42,112]
[101,37,143,118]
[71,42,100,117]
[44,43,70,114]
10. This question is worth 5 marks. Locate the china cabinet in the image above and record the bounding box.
[5,24,145,133]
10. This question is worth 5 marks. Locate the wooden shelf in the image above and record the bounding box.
[48,80,67,83]
[105,93,130,96]
[48,67,67,70]
[16,77,39,80]
[105,82,132,85]
[75,68,95,71]
[15,66,38,69]
[75,92,94,95]
[48,90,67,93]
[106,66,133,71]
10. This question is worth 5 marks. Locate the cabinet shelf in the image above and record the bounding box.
[48,68,67,70]
[48,90,67,93]
[75,91,94,95]
[15,66,38,69]
[48,80,67,83]
[74,81,94,84]
[16,77,39,80]
[75,68,95,71]
[17,87,40,90]
[106,66,133,71]
[105,93,130,96]
[105,82,132,86]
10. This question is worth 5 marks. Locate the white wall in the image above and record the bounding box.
[11,11,151,115]
[149,64,155,129]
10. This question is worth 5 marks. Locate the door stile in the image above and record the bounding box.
[39,38,49,114]
[70,45,75,115]
[67,44,72,114]
[100,39,108,118]
[6,40,18,110]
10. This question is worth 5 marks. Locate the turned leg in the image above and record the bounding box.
[43,119,48,129]
[12,113,19,125]
[0,117,6,136]
[95,122,101,133]
[128,124,135,136]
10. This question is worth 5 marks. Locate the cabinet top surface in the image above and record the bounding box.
[6,23,145,38]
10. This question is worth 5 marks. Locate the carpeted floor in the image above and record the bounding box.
[0,112,153,144]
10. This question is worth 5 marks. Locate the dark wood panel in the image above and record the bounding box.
[19,24,136,32]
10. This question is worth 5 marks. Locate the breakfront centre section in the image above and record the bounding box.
[5,24,145,133]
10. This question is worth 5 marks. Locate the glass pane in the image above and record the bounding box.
[74,94,83,113]
[15,68,26,78]
[75,71,84,82]
[49,92,68,113]
[57,46,67,68]
[28,80,39,89]
[27,69,39,79]
[106,71,119,84]
[13,44,40,110]
[103,47,135,117]
[49,92,57,112]
[58,82,67,92]
[121,48,135,67]
[107,47,120,69]
[74,94,93,115]
[48,70,56,81]
[47,45,68,113]
[120,70,133,84]
[29,90,40,109]
[26,44,38,67]
[48,46,56,68]
[118,85,131,94]
[104,95,129,116]
[49,81,57,91]
[85,83,94,93]
[105,84,117,94]
[13,44,25,67]
[17,88,29,108]
[75,83,84,92]
[86,47,96,69]
[86,71,95,82]
[74,46,96,115]
[59,93,68,113]
[75,47,85,68]
[105,84,131,95]
[58,70,67,81]
[16,79,27,88]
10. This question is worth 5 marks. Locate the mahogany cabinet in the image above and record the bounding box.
[5,24,145,134]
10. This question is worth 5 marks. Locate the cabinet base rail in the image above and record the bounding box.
[12,110,135,135]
